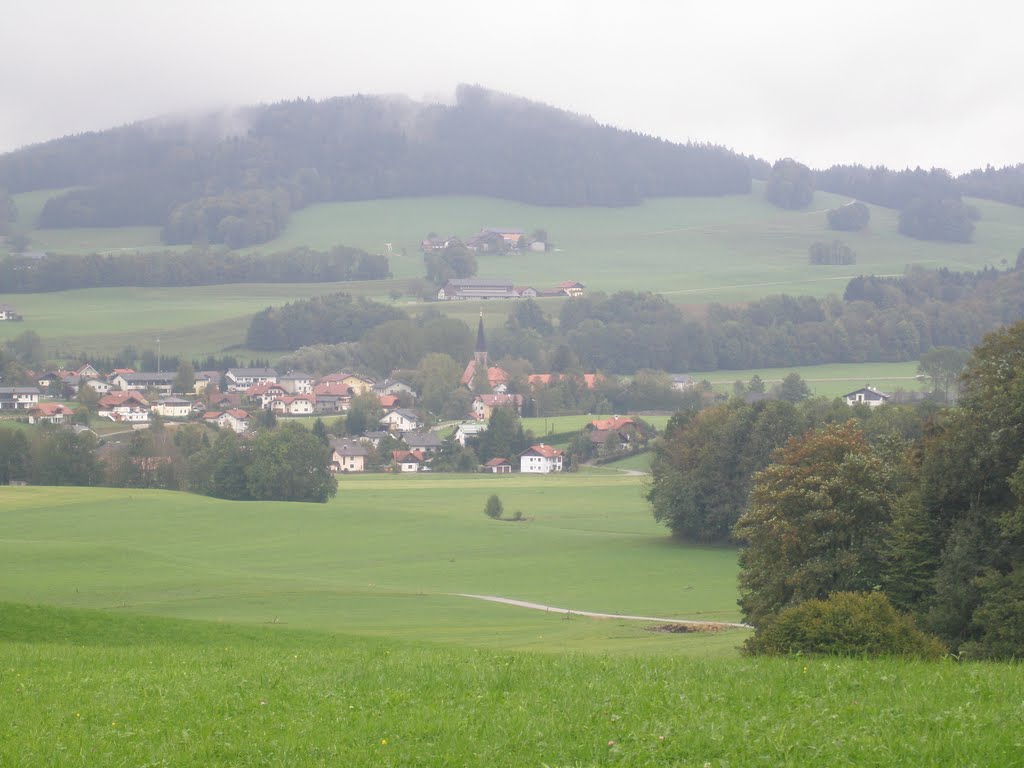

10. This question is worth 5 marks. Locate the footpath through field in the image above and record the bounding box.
[455,593,749,629]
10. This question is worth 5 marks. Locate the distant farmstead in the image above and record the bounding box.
[0,304,23,321]
[437,278,519,301]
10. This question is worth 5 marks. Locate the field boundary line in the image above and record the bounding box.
[454,593,749,628]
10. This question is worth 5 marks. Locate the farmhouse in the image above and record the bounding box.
[671,374,697,391]
[843,386,892,408]
[483,457,512,473]
[246,382,288,409]
[519,444,563,474]
[98,391,150,422]
[0,304,23,321]
[555,281,585,297]
[437,278,518,301]
[482,227,524,245]
[0,387,40,410]
[111,371,176,395]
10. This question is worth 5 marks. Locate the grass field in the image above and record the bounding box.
[5,187,1024,358]
[0,478,741,654]
[693,361,926,399]
[3,603,1021,767]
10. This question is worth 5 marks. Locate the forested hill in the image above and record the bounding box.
[0,85,752,247]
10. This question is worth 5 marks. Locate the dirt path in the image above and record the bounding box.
[455,593,749,629]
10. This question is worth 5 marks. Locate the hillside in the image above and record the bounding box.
[0,85,752,247]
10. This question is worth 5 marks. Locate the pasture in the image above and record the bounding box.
[4,187,1024,359]
[0,477,741,654]
[3,602,1022,766]
[693,361,926,399]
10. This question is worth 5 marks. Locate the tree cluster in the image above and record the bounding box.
[826,201,870,231]
[764,158,814,210]
[246,293,405,351]
[808,240,856,265]
[0,245,389,292]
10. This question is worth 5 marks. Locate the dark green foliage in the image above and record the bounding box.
[899,197,975,242]
[246,423,337,503]
[484,494,504,519]
[775,372,812,403]
[735,422,897,627]
[815,164,960,210]
[826,201,870,231]
[0,87,751,245]
[246,293,404,351]
[29,428,104,487]
[764,158,814,210]
[808,240,856,265]
[0,429,31,483]
[957,163,1024,207]
[477,407,530,464]
[0,245,389,293]
[0,188,17,225]
[648,399,816,543]
[424,243,477,285]
[506,299,553,336]
[745,592,947,659]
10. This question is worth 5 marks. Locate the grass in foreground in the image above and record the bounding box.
[1,602,1021,767]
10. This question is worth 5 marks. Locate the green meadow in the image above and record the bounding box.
[3,602,1021,767]
[693,361,926,399]
[5,186,1024,358]
[0,477,741,654]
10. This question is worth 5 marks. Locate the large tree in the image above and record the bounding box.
[734,421,896,627]
[246,422,337,503]
[764,158,814,210]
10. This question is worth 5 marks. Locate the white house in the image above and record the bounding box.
[0,387,40,410]
[225,368,278,392]
[453,422,487,447]
[392,449,425,472]
[278,371,314,395]
[152,397,193,419]
[843,386,892,408]
[379,408,423,433]
[0,304,23,321]
[270,395,316,416]
[519,444,563,474]
[329,438,368,473]
[111,372,176,395]
[216,409,251,433]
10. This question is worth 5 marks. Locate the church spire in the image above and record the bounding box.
[475,310,488,370]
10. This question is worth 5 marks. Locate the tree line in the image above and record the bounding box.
[649,320,1024,659]
[0,420,336,503]
[0,245,389,292]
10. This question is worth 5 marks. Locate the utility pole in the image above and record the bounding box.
[157,337,161,373]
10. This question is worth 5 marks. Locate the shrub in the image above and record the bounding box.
[808,240,856,265]
[484,494,504,519]
[827,201,870,231]
[744,591,947,659]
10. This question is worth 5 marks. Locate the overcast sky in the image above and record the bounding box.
[2,0,1020,173]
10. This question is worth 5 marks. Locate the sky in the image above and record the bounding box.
[1,0,1021,173]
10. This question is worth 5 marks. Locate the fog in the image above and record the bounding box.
[1,0,1021,172]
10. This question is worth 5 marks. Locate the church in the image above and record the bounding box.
[459,313,509,393]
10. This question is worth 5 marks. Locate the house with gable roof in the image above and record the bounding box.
[843,386,892,408]
[519,444,563,474]
[225,368,277,392]
[329,437,368,473]
[380,408,423,434]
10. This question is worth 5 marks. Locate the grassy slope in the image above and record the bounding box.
[4,188,1024,358]
[0,480,741,654]
[2,602,1021,767]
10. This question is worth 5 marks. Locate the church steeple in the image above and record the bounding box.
[475,310,488,371]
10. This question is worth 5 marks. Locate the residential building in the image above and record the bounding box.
[0,304,23,321]
[437,278,518,301]
[379,408,422,433]
[404,431,443,454]
[483,457,512,473]
[151,397,193,419]
[472,393,523,421]
[392,449,426,472]
[844,386,892,408]
[329,438,368,473]
[278,371,314,395]
[453,422,487,447]
[111,371,177,395]
[519,444,563,474]
[0,387,40,410]
[27,402,74,424]
[225,368,278,392]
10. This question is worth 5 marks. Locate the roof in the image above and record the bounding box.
[378,394,399,408]
[844,386,892,400]
[279,370,312,379]
[393,449,425,463]
[329,438,368,457]
[403,431,442,448]
[484,457,511,467]
[313,381,354,396]
[227,368,278,378]
[476,393,522,407]
[99,391,149,407]
[520,444,562,459]
[0,387,40,395]
[589,416,635,431]
[246,381,286,396]
[156,397,192,405]
[30,402,73,415]
[116,372,176,383]
[455,423,487,434]
[224,409,250,420]
[384,408,421,422]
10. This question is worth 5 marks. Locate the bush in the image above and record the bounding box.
[809,240,856,265]
[744,591,947,659]
[484,494,504,519]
